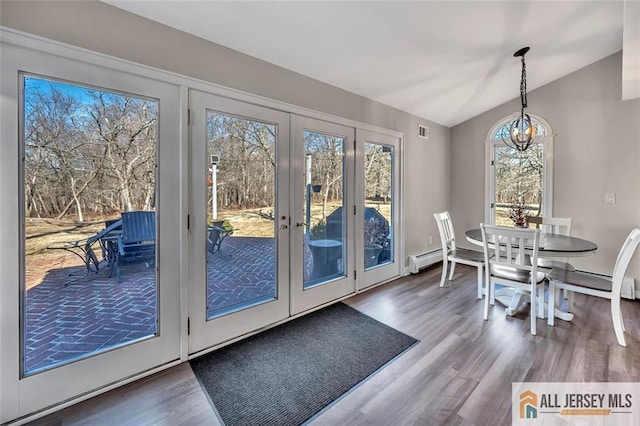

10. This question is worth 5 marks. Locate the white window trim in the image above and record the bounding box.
[484,112,554,224]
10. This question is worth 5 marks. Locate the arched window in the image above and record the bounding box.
[485,113,554,226]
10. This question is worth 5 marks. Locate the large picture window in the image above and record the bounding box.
[486,114,553,226]
[22,75,160,375]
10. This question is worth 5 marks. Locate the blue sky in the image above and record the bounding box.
[24,75,95,104]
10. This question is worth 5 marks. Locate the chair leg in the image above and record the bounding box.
[483,279,490,320]
[490,281,496,306]
[547,281,556,326]
[115,253,122,283]
[477,266,483,299]
[611,298,626,346]
[439,258,448,288]
[530,285,537,335]
[566,289,574,312]
[537,284,545,319]
[448,261,456,280]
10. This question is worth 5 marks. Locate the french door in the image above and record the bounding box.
[357,129,401,289]
[187,96,399,352]
[291,116,356,314]
[188,91,290,353]
[1,32,403,424]
[0,43,182,421]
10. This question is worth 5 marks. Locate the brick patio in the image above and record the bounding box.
[25,236,278,374]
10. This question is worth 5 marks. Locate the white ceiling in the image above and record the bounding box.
[103,1,625,128]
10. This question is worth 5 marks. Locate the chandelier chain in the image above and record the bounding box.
[500,46,536,152]
[520,55,527,112]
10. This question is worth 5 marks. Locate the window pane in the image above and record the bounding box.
[23,76,158,375]
[364,142,393,269]
[303,131,346,288]
[205,112,277,318]
[494,143,543,226]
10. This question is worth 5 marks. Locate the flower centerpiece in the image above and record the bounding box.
[508,202,529,228]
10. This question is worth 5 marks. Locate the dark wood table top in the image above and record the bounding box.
[465,228,597,257]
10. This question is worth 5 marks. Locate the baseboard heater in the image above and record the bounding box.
[408,249,442,274]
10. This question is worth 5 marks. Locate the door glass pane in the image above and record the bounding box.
[23,76,158,375]
[364,142,393,269]
[303,131,346,289]
[205,112,277,318]
[493,144,543,226]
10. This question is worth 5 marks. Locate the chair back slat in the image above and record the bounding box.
[529,216,572,236]
[433,211,456,251]
[480,224,539,274]
[121,211,156,244]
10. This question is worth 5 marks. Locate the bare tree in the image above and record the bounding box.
[305,131,344,219]
[23,78,158,221]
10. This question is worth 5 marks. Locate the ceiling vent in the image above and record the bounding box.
[418,124,429,140]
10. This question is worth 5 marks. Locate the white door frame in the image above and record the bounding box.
[290,116,356,314]
[188,90,290,354]
[356,129,402,289]
[0,41,183,421]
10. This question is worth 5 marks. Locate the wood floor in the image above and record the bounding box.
[27,264,640,425]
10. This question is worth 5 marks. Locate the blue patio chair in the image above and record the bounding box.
[207,221,234,255]
[116,211,156,282]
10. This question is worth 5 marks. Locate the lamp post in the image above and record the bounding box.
[211,155,219,220]
[305,154,312,239]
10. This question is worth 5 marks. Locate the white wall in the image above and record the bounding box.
[452,52,640,286]
[0,0,450,264]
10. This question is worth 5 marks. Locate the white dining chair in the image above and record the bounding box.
[528,216,575,272]
[433,212,485,299]
[547,227,640,346]
[529,216,575,310]
[528,216,572,235]
[480,224,546,335]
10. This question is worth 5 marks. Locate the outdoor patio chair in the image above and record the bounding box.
[47,236,101,286]
[116,211,156,282]
[98,218,122,264]
[207,222,233,255]
[47,219,124,286]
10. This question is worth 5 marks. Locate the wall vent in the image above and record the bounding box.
[418,124,429,140]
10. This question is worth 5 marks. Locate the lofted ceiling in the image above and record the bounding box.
[103,1,626,128]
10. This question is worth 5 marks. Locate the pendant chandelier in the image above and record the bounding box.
[502,46,538,152]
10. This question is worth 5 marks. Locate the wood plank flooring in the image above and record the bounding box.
[27,264,640,425]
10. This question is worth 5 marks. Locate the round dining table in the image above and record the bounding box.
[465,228,598,318]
